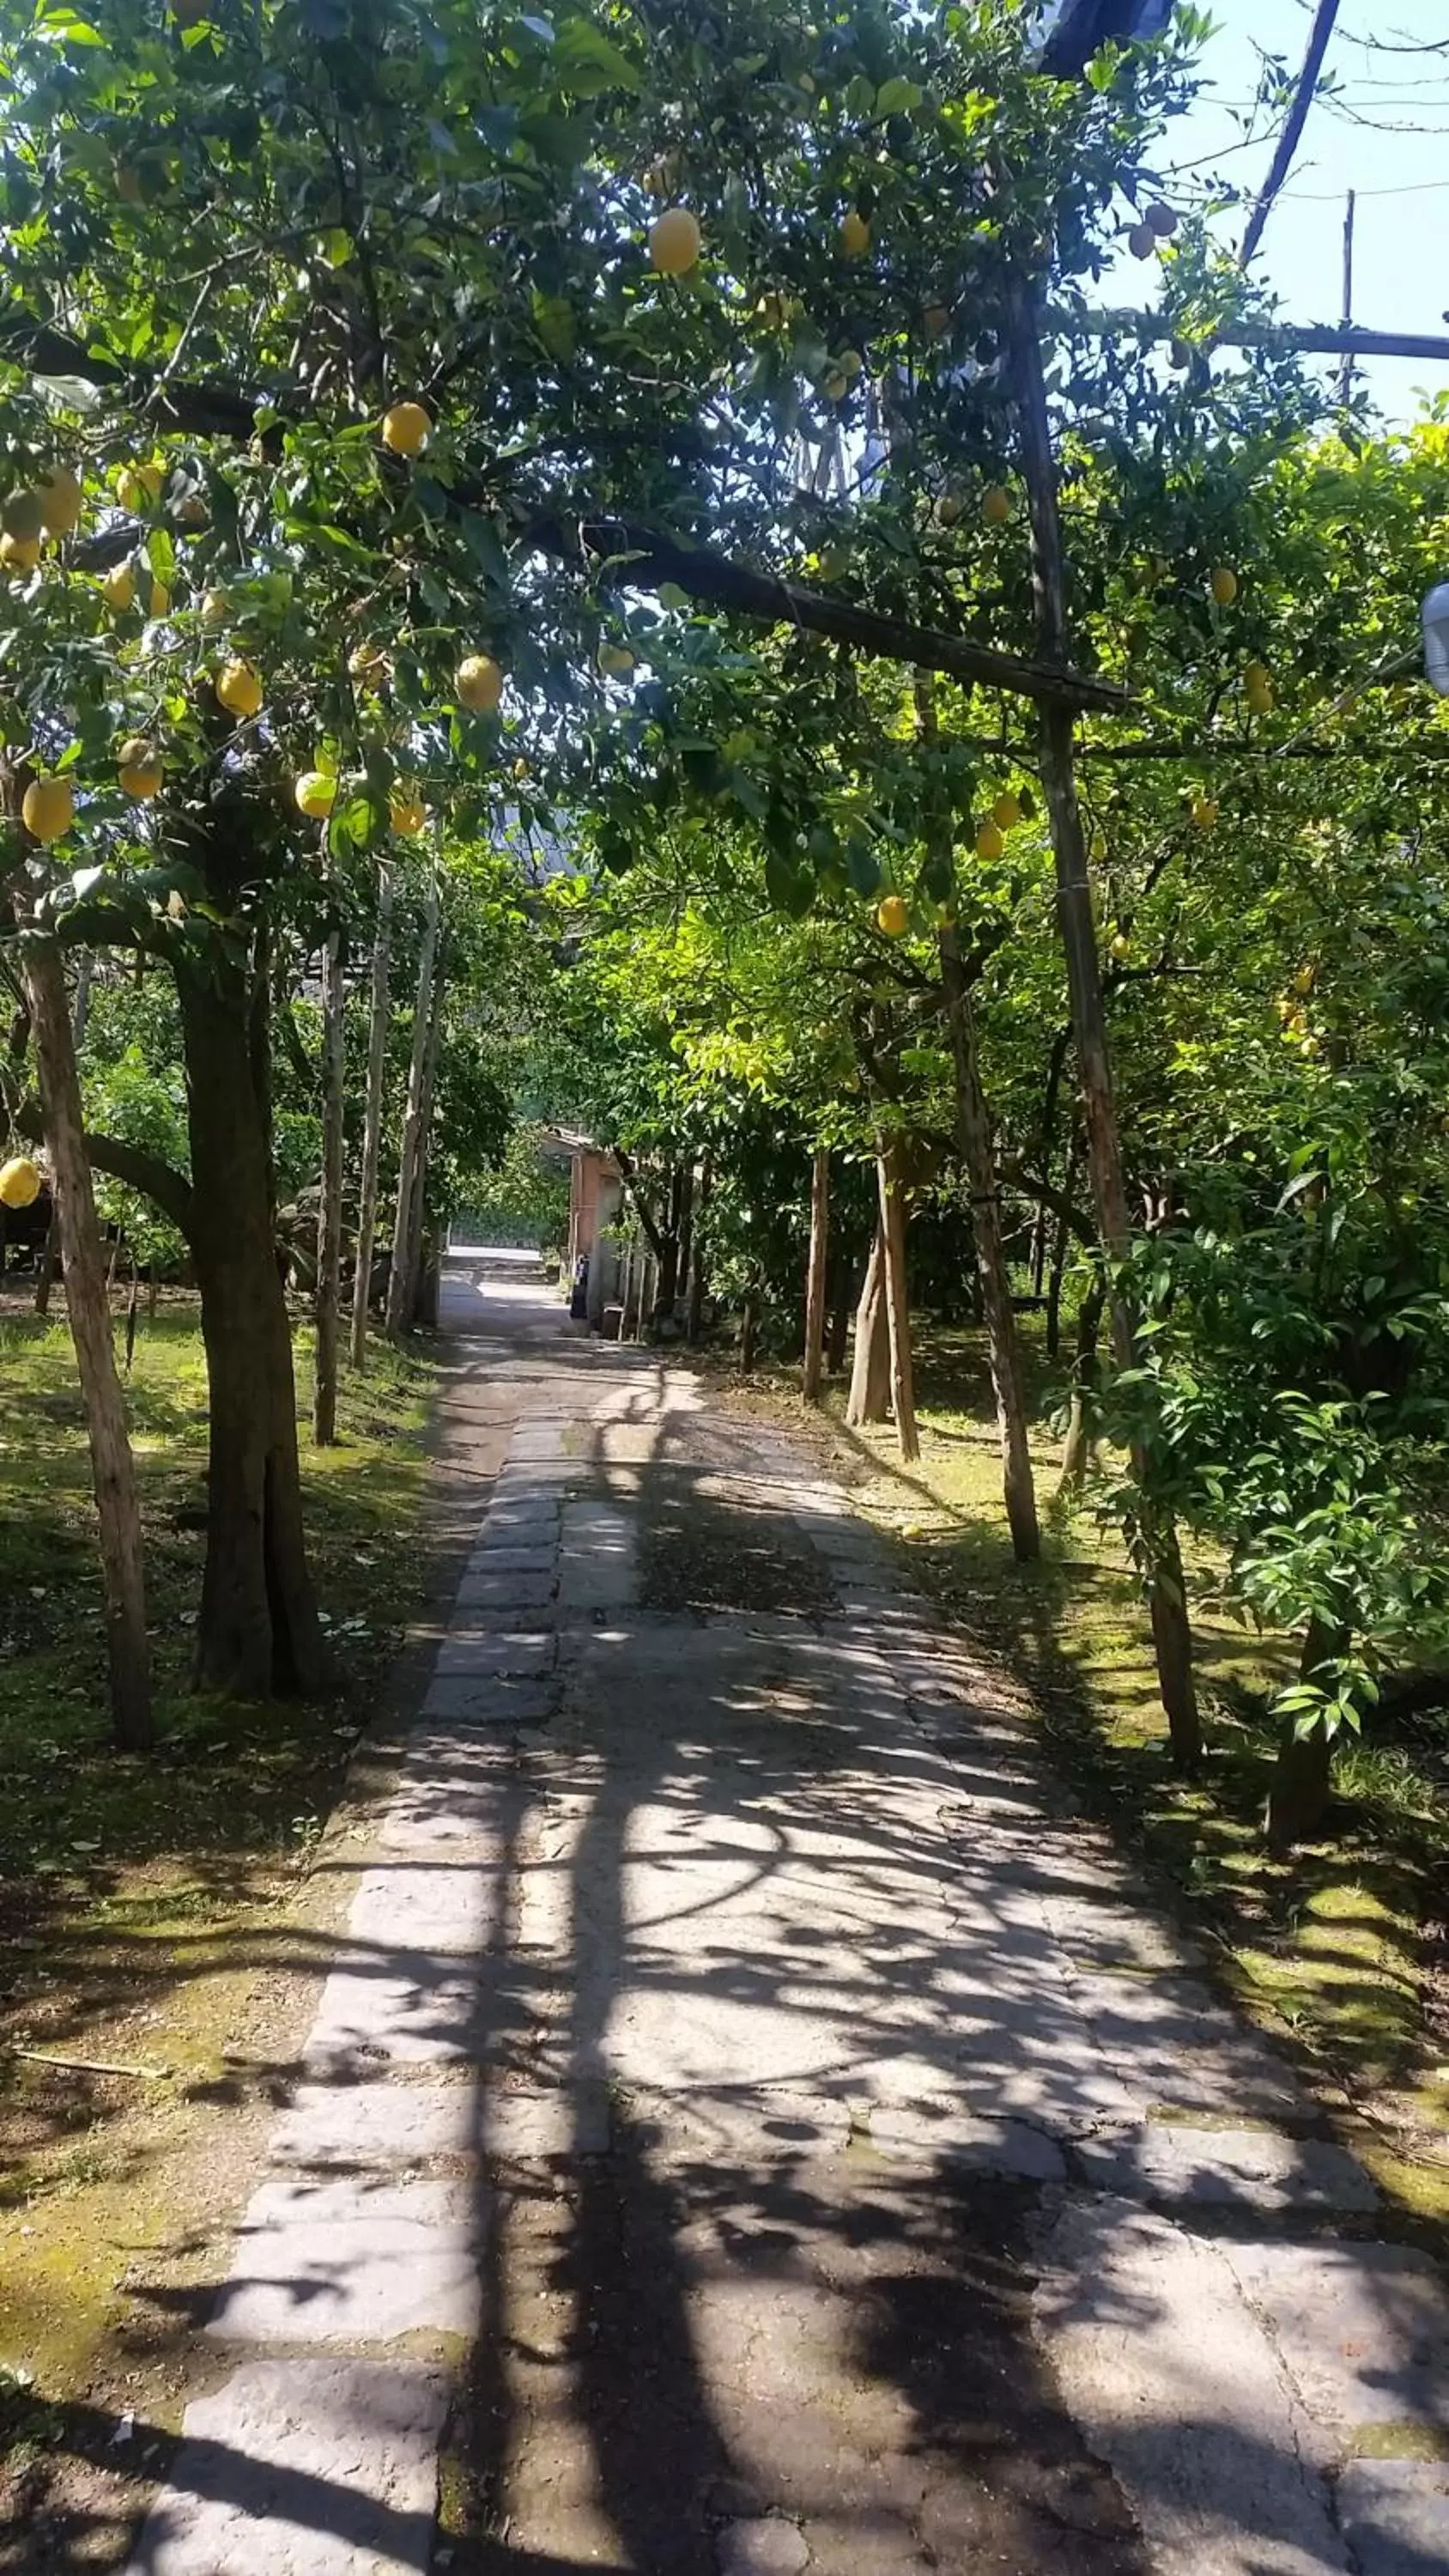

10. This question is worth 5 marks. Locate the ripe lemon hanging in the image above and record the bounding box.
[349,641,390,694]
[991,791,1021,831]
[294,770,337,818]
[975,819,1005,862]
[37,466,82,536]
[876,893,907,936]
[389,786,427,835]
[1210,565,1237,606]
[118,737,163,799]
[381,401,431,457]
[215,659,263,719]
[840,209,870,258]
[116,462,163,512]
[149,578,172,617]
[1191,793,1219,829]
[0,1156,43,1210]
[456,653,504,714]
[101,562,136,612]
[0,532,40,572]
[22,777,74,841]
[200,586,230,626]
[648,207,701,276]
[982,485,1011,526]
[2,489,44,541]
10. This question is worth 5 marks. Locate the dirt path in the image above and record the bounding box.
[118,1260,1447,2575]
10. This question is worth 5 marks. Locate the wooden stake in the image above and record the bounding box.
[350,864,393,1370]
[313,927,345,1445]
[802,1145,829,1404]
[876,1139,919,1463]
[17,914,152,1752]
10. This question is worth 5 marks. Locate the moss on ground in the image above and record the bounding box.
[0,1296,437,2508]
[719,1317,1449,2244]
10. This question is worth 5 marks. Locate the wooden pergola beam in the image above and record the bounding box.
[1058,307,1449,368]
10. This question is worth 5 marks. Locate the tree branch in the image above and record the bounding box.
[13,1099,194,1236]
[1239,0,1343,270]
[0,310,1124,714]
[611,1145,667,1262]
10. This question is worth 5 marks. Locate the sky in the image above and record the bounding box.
[1109,1,1449,424]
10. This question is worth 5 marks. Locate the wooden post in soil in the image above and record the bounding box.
[802,1145,830,1403]
[17,912,152,1751]
[875,1139,919,1462]
[313,928,345,1445]
[686,1155,712,1344]
[402,932,446,1328]
[350,864,393,1370]
[1008,276,1201,1765]
[385,881,440,1340]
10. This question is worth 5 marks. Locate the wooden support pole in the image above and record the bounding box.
[17,913,152,1751]
[1009,277,1201,1765]
[876,1139,919,1464]
[313,927,344,1446]
[350,864,392,1371]
[802,1146,829,1404]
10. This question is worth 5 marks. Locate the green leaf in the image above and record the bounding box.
[552,17,640,94]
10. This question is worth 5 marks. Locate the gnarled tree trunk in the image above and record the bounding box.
[178,951,328,1698]
[846,1230,889,1426]
[876,1140,919,1462]
[1267,1617,1346,1854]
[313,928,345,1446]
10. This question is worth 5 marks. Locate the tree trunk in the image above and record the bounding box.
[802,1145,829,1403]
[1266,1617,1346,1855]
[1045,1134,1078,1363]
[846,1230,890,1425]
[313,928,345,1446]
[739,1291,759,1373]
[686,1156,712,1343]
[177,953,329,1698]
[620,1240,639,1340]
[402,932,446,1328]
[1009,276,1200,1768]
[675,1160,694,1316]
[20,925,152,1752]
[876,1140,920,1462]
[826,1244,853,1376]
[350,864,393,1370]
[1058,1274,1104,1492]
[33,1210,58,1315]
[937,921,1040,1560]
[636,1252,656,1340]
[385,883,440,1340]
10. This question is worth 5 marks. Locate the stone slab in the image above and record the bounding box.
[419,1675,555,1727]
[1222,2239,1449,2438]
[1337,2458,1449,2576]
[454,1568,556,1615]
[864,2103,1066,2182]
[303,1955,480,2069]
[1075,2125,1378,2214]
[482,2083,611,2160]
[718,2521,809,2576]
[271,2082,480,2169]
[123,2357,446,2574]
[556,1558,638,1613]
[209,2178,481,2343]
[1037,2197,1349,2574]
[460,1543,555,1574]
[348,1862,498,1958]
[433,1631,555,1680]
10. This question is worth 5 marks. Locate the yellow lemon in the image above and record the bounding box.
[389,786,427,835]
[101,562,136,612]
[22,777,74,841]
[1191,793,1219,829]
[215,659,263,719]
[199,586,230,627]
[0,1155,43,1209]
[991,791,1021,831]
[1109,932,1131,960]
[36,466,82,536]
[840,209,870,258]
[149,578,172,617]
[118,737,163,799]
[876,893,907,936]
[117,462,164,512]
[2,489,45,541]
[1210,565,1237,606]
[381,401,431,457]
[982,484,1011,526]
[294,770,337,818]
[975,819,1005,862]
[0,532,40,572]
[935,490,963,528]
[597,643,635,677]
[457,652,504,714]
[648,207,701,276]
[349,641,390,693]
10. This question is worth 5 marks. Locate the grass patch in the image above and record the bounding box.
[720,1316,1449,2233]
[0,1291,439,2485]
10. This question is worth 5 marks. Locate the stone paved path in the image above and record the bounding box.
[125,1258,1449,2576]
